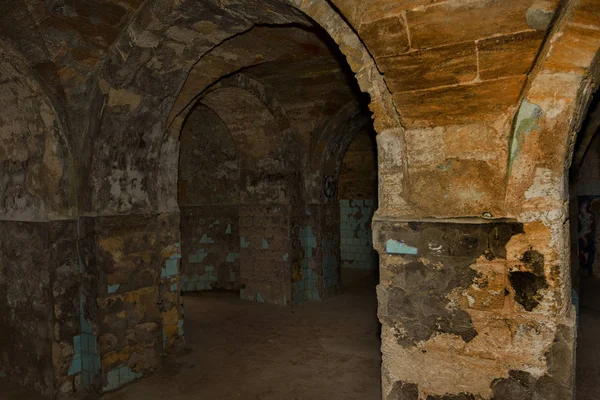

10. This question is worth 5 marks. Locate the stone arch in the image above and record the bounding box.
[83,0,401,215]
[158,72,304,211]
[0,40,75,221]
[496,3,600,396]
[505,2,600,216]
[502,0,600,316]
[571,97,600,179]
[307,101,372,204]
[177,102,240,206]
[0,39,78,399]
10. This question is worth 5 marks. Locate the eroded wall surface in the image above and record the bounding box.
[338,130,378,272]
[1,0,599,399]
[176,35,366,305]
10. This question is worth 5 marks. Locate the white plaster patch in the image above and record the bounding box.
[524,168,562,200]
[428,243,443,255]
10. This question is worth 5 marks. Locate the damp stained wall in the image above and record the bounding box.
[338,130,378,271]
[1,0,598,398]
[177,82,347,305]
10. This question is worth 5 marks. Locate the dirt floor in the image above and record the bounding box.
[4,272,600,400]
[0,271,381,400]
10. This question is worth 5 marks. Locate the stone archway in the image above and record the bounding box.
[76,2,395,392]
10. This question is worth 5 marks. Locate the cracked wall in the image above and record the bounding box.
[0,0,599,398]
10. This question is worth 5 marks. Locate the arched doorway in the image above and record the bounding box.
[94,23,383,399]
[570,93,600,400]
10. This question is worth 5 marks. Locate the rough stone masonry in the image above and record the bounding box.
[0,0,599,399]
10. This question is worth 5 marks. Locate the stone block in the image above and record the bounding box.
[543,23,600,74]
[394,76,526,127]
[571,0,600,28]
[406,0,542,49]
[378,41,477,91]
[478,30,544,80]
[359,16,410,58]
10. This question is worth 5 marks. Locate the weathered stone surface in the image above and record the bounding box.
[378,41,477,91]
[386,380,419,399]
[374,218,575,399]
[478,30,544,80]
[394,76,526,127]
[571,0,600,28]
[542,23,600,74]
[375,220,523,347]
[406,0,552,49]
[426,394,475,400]
[359,16,410,58]
[90,213,182,391]
[0,0,596,398]
[0,220,80,397]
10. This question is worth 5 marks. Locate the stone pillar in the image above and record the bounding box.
[180,205,241,293]
[0,219,80,397]
[239,205,293,305]
[80,213,183,393]
[374,217,575,399]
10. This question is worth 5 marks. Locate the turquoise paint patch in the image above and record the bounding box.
[205,265,215,272]
[225,224,232,234]
[162,258,178,277]
[107,284,120,294]
[188,249,208,264]
[104,369,119,392]
[305,208,311,216]
[209,220,220,229]
[178,319,184,336]
[282,252,289,262]
[262,239,269,249]
[74,290,101,387]
[199,233,215,244]
[283,295,288,305]
[68,335,82,375]
[509,99,543,175]
[386,239,418,255]
[226,252,240,262]
[240,237,250,248]
[436,160,454,171]
[170,283,178,292]
[340,199,378,270]
[300,226,317,250]
[103,365,143,392]
[73,334,81,353]
[256,293,265,303]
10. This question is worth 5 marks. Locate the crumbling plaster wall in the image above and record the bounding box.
[177,57,363,304]
[177,85,302,304]
[1,0,599,399]
[0,41,80,398]
[372,0,600,398]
